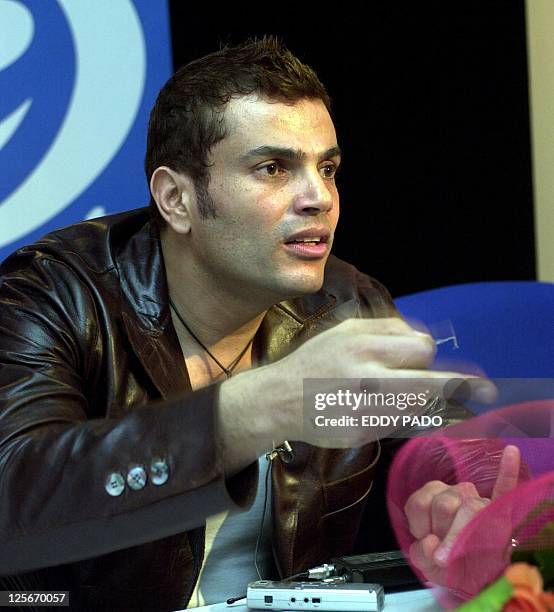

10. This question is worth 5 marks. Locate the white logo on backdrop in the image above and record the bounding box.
[0,0,146,247]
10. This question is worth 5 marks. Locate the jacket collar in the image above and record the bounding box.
[114,212,337,397]
[115,214,191,398]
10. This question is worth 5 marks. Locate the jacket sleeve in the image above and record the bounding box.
[0,254,257,575]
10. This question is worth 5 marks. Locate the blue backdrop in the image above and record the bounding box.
[0,0,172,262]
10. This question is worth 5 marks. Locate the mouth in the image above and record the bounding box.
[283,229,331,259]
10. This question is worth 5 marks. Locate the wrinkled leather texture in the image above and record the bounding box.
[0,208,399,610]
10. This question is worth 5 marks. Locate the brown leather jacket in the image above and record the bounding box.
[0,208,397,610]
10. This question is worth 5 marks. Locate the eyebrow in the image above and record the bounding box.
[240,145,342,163]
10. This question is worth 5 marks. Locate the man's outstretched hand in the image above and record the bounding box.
[404,444,521,585]
[219,318,497,474]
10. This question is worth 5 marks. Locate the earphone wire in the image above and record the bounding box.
[254,454,273,580]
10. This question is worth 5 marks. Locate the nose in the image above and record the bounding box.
[292,168,335,216]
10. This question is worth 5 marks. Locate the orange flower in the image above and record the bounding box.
[503,563,551,612]
[505,563,544,594]
[539,592,554,611]
[504,587,547,611]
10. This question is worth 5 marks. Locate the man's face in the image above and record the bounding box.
[186,95,341,302]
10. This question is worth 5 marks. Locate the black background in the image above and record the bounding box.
[168,1,535,297]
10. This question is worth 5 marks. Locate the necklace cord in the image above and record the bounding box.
[169,297,255,378]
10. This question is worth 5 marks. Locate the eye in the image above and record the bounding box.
[257,162,286,177]
[320,164,338,179]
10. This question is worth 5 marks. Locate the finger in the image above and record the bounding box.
[404,480,450,539]
[431,489,464,540]
[430,482,480,539]
[370,370,497,404]
[433,496,490,566]
[492,444,521,500]
[356,334,436,369]
[340,317,422,336]
[451,481,480,498]
[409,534,441,573]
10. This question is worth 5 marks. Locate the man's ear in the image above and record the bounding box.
[150,166,195,234]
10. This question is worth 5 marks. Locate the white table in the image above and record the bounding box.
[181,588,443,611]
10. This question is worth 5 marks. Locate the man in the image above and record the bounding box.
[0,38,516,609]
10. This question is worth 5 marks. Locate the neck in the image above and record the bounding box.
[161,230,271,348]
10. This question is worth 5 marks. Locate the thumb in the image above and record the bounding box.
[433,496,490,566]
[491,444,521,500]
